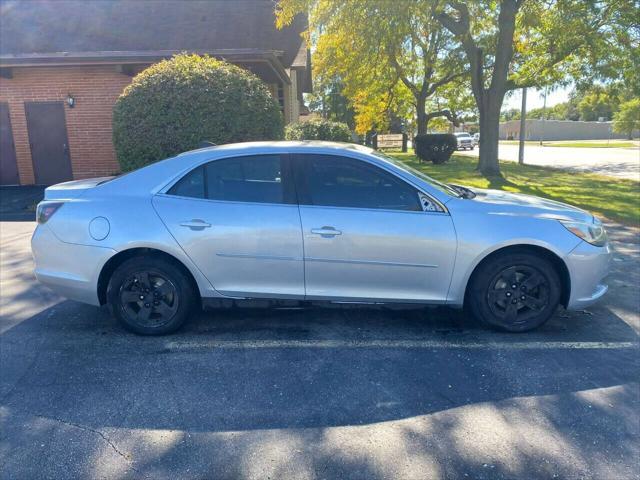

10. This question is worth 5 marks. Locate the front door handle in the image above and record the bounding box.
[180,219,211,230]
[311,226,342,237]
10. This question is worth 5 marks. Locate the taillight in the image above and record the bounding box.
[36,202,63,224]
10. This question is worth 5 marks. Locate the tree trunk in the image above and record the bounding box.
[416,98,427,135]
[477,97,502,176]
[437,0,520,178]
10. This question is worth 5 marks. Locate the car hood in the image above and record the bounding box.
[468,188,594,222]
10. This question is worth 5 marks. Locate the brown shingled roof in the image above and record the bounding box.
[0,0,309,69]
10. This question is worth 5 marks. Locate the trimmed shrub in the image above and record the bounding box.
[284,119,352,142]
[113,54,284,171]
[414,134,457,164]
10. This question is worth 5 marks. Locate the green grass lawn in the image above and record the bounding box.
[388,153,640,226]
[500,140,637,148]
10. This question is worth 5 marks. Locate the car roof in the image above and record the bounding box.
[177,140,371,157]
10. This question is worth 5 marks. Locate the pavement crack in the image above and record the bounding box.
[32,413,142,475]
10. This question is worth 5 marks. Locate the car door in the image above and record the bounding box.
[293,154,457,302]
[153,154,305,298]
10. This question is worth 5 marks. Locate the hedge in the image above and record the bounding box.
[284,119,352,142]
[414,134,457,164]
[113,54,284,171]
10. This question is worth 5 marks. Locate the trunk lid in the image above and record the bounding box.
[43,177,114,200]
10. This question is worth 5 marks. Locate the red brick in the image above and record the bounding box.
[0,65,134,184]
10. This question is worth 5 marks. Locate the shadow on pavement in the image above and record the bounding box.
[0,186,44,221]
[1,299,638,478]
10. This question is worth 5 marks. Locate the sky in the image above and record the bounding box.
[503,84,573,111]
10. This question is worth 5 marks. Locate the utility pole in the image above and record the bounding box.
[539,87,547,146]
[518,87,527,165]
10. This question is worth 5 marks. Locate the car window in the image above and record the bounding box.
[298,155,421,211]
[168,155,284,204]
[169,165,205,198]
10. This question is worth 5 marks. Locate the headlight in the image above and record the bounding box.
[559,218,607,246]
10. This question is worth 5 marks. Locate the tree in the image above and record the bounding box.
[572,2,640,97]
[501,108,521,122]
[577,91,616,121]
[276,0,467,136]
[613,99,640,139]
[437,0,630,175]
[306,78,356,128]
[113,54,282,171]
[351,81,415,135]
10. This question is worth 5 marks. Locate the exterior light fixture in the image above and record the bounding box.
[66,94,75,108]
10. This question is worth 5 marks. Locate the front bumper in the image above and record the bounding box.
[31,224,115,306]
[564,240,613,309]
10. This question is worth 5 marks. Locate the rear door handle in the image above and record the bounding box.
[180,219,211,230]
[311,226,342,237]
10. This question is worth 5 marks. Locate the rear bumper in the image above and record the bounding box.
[31,224,115,306]
[565,240,612,309]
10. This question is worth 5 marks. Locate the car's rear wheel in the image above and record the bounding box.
[468,252,561,332]
[107,256,196,335]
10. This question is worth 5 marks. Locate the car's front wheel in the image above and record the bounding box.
[467,251,561,332]
[107,256,196,335]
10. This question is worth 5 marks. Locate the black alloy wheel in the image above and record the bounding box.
[119,270,179,328]
[107,256,196,335]
[468,252,562,332]
[486,265,550,327]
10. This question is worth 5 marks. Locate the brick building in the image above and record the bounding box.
[0,0,311,185]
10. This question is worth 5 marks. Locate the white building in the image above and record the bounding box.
[499,119,637,141]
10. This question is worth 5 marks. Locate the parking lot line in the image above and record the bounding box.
[165,339,638,351]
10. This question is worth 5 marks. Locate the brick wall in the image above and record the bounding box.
[0,65,134,184]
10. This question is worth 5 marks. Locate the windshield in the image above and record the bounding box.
[455,133,471,137]
[371,151,461,197]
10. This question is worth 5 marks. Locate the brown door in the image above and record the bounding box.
[0,102,20,185]
[25,101,73,185]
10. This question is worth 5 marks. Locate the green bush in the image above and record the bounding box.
[284,119,352,142]
[414,134,457,164]
[113,54,284,171]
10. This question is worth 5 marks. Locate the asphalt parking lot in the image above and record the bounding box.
[1,219,638,480]
[457,143,640,180]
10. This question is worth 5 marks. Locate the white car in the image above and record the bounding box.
[454,132,475,150]
[32,141,611,335]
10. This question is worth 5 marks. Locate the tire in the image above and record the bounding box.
[107,255,196,335]
[467,251,561,332]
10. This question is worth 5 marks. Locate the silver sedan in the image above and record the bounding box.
[32,142,611,335]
